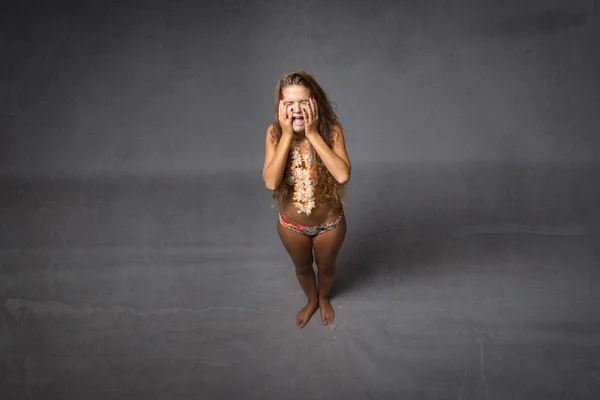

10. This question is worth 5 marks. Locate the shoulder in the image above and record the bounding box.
[331,123,344,136]
[331,123,346,143]
[265,123,276,141]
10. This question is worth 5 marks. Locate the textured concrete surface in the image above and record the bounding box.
[1,165,599,399]
[2,0,600,398]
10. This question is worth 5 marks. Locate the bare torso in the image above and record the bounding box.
[279,137,343,226]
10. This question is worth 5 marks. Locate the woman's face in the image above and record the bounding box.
[281,85,311,133]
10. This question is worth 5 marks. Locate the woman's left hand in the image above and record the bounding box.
[302,96,319,136]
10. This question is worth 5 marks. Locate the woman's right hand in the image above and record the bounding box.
[278,97,293,137]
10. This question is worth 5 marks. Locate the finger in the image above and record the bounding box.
[304,102,313,121]
[310,96,318,120]
[278,97,285,120]
[302,105,309,124]
[308,101,314,122]
[281,99,291,121]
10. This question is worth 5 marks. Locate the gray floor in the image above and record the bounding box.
[1,162,600,399]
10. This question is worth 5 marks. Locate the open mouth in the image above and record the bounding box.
[292,117,305,126]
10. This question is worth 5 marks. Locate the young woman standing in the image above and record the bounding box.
[262,71,351,328]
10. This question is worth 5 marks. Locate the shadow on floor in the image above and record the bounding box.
[331,208,451,297]
[328,161,599,298]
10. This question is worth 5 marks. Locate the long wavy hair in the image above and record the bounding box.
[269,71,346,207]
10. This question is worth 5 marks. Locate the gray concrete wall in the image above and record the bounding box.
[2,0,599,177]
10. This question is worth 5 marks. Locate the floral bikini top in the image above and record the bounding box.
[285,138,315,215]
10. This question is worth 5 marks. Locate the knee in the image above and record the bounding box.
[316,262,335,275]
[295,263,314,275]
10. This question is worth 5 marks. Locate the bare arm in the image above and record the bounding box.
[306,124,351,184]
[302,98,351,184]
[262,125,293,190]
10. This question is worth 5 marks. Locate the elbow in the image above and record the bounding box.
[336,166,351,184]
[336,173,350,185]
[263,177,278,191]
[262,172,276,191]
[263,179,275,191]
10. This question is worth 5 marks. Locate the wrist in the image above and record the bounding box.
[281,131,294,145]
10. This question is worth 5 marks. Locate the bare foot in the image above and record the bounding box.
[319,297,335,326]
[296,300,318,329]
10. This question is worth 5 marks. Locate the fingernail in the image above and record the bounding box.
[280,96,284,100]
[291,108,293,112]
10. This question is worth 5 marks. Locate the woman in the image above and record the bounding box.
[262,71,351,329]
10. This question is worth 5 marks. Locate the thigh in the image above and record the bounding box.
[313,217,347,267]
[277,222,314,267]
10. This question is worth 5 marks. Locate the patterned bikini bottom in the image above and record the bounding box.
[278,208,345,236]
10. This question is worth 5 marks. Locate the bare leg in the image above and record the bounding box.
[277,222,318,328]
[313,217,347,325]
